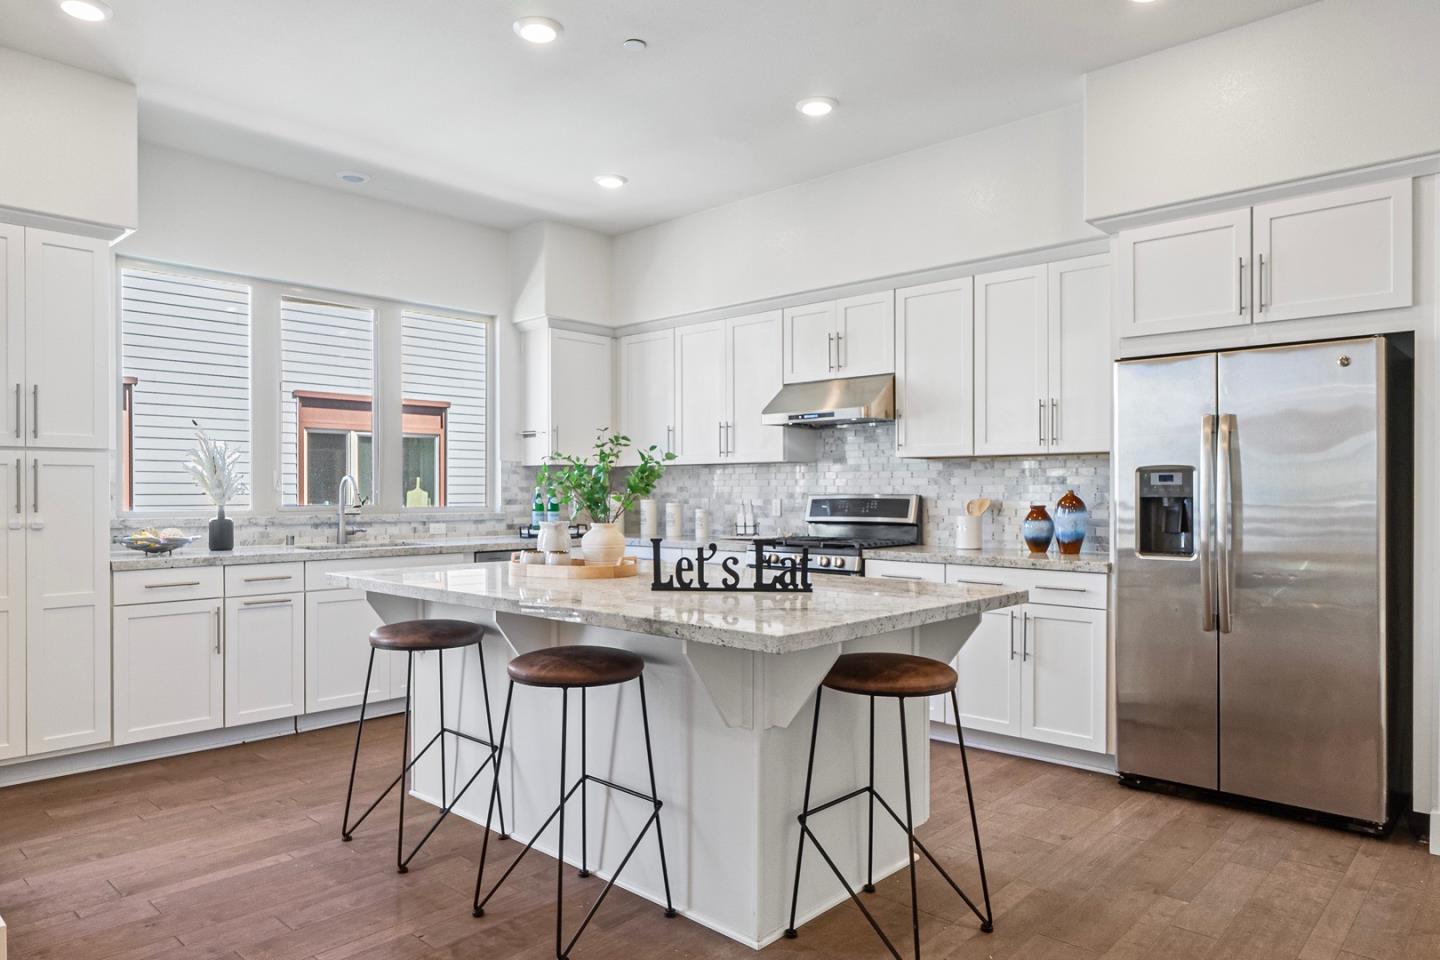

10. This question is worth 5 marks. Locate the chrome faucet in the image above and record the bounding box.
[337,474,366,544]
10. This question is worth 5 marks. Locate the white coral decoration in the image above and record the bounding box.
[184,424,248,507]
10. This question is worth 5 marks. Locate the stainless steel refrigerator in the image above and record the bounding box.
[1114,336,1411,829]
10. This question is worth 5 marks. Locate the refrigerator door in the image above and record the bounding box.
[1217,338,1385,822]
[1115,353,1219,789]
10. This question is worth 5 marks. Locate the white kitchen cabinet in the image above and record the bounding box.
[953,609,1022,738]
[0,224,22,448]
[1252,179,1413,324]
[1117,208,1251,339]
[519,324,614,465]
[0,454,23,761]
[618,328,676,463]
[225,593,305,726]
[1019,605,1106,753]
[26,450,110,754]
[305,588,391,714]
[782,292,894,384]
[975,266,1048,456]
[673,320,726,464]
[112,598,223,745]
[23,230,111,450]
[1047,254,1113,453]
[894,278,974,458]
[725,311,784,462]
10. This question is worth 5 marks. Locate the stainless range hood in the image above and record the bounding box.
[760,374,895,427]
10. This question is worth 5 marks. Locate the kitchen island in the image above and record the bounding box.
[333,560,1027,948]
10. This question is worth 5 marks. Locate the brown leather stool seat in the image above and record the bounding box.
[822,651,958,698]
[507,645,645,689]
[369,619,487,652]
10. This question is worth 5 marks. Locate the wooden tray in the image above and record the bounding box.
[508,554,638,579]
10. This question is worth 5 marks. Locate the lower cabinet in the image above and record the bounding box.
[113,597,224,745]
[225,593,304,726]
[305,588,392,713]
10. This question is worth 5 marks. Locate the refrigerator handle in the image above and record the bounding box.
[1200,415,1216,632]
[1217,413,1236,634]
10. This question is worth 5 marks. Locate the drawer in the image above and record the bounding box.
[946,564,1107,610]
[865,558,945,583]
[305,552,468,591]
[225,562,305,597]
[113,565,224,605]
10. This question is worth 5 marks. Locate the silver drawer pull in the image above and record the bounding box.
[243,574,294,582]
[145,580,202,589]
[879,573,922,581]
[1034,584,1087,593]
[243,597,294,607]
[954,578,1003,587]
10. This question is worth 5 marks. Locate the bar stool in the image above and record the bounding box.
[341,619,506,873]
[472,644,676,960]
[784,652,993,959]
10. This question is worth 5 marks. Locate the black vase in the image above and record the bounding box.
[208,505,234,552]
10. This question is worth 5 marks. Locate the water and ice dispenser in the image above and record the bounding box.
[1136,466,1195,557]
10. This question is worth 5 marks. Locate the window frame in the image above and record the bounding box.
[116,257,497,519]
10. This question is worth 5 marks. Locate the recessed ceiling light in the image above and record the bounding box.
[336,171,370,185]
[622,38,648,51]
[513,16,562,44]
[796,97,838,118]
[58,0,112,22]
[594,174,628,190]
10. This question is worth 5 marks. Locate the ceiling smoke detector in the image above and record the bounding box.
[336,171,370,185]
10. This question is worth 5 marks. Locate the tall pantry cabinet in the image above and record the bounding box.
[0,222,113,760]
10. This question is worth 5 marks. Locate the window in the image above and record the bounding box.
[119,268,251,511]
[400,311,489,507]
[281,299,375,505]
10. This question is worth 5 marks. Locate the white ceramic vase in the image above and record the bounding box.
[536,520,571,556]
[580,521,626,566]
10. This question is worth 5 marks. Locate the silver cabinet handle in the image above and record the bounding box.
[12,384,19,439]
[1050,398,1058,445]
[1217,413,1236,633]
[665,424,673,454]
[1199,414,1216,631]
[553,424,559,454]
[725,422,732,456]
[145,580,201,589]
[30,458,37,513]
[1237,257,1245,316]
[1257,254,1267,312]
[835,332,844,369]
[243,574,294,583]
[954,578,1003,587]
[12,459,19,516]
[519,429,539,439]
[242,597,294,607]
[826,332,835,371]
[1034,583,1087,593]
[214,606,222,655]
[718,420,724,457]
[1037,398,1046,445]
[879,572,922,581]
[1008,609,1016,660]
[1022,612,1031,660]
[30,385,37,439]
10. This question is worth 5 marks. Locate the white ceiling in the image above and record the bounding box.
[0,0,1315,234]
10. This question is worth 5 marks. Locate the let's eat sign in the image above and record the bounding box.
[648,538,814,593]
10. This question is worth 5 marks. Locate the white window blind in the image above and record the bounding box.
[120,267,251,510]
[400,311,489,508]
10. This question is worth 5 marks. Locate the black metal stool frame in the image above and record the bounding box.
[784,685,993,960]
[472,674,677,960]
[341,640,507,872]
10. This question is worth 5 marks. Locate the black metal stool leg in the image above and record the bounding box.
[637,675,677,918]
[475,638,508,839]
[474,679,514,916]
[396,651,414,873]
[864,694,877,893]
[952,688,993,932]
[578,687,589,878]
[340,648,376,841]
[898,697,921,960]
[784,686,824,939]
[555,687,569,960]
[438,648,447,809]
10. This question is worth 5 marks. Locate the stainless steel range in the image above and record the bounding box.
[756,494,921,577]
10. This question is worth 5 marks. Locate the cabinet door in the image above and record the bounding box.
[1117,208,1251,338]
[113,598,223,745]
[519,327,550,466]
[1047,255,1113,454]
[23,230,111,449]
[725,310,785,463]
[226,594,304,726]
[26,450,109,754]
[782,301,835,384]
[1253,178,1413,324]
[835,291,894,377]
[0,454,23,760]
[895,278,973,458]
[975,266,1048,456]
[1020,604,1107,753]
[305,588,391,713]
[954,609,1022,737]
[550,330,614,460]
[618,329,676,462]
[673,320,726,464]
[0,223,22,449]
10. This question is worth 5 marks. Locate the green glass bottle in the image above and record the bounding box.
[545,485,562,523]
[531,485,545,528]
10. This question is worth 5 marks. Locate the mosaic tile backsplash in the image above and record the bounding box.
[117,426,1109,554]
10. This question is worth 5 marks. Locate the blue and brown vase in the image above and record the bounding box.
[1022,504,1055,555]
[1054,490,1089,556]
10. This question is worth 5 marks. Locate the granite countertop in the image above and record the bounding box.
[867,543,1111,574]
[109,536,550,572]
[331,560,1028,655]
[624,536,761,552]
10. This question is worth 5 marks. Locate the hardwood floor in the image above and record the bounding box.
[0,717,1434,959]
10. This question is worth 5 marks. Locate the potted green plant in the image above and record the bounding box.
[546,431,675,565]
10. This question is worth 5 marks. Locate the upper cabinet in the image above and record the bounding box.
[723,311,816,464]
[0,225,112,451]
[673,320,726,464]
[519,323,614,465]
[1117,178,1413,339]
[782,291,894,384]
[894,278,974,458]
[617,328,676,463]
[1046,255,1113,454]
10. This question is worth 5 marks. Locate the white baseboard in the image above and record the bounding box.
[296,699,405,732]
[928,721,1117,776]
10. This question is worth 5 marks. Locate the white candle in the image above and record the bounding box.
[640,499,658,538]
[665,501,682,540]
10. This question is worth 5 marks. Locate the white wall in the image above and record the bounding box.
[612,104,1100,325]
[0,46,137,229]
[508,221,612,326]
[1085,0,1440,221]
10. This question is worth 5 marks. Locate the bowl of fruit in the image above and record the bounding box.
[119,528,197,555]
